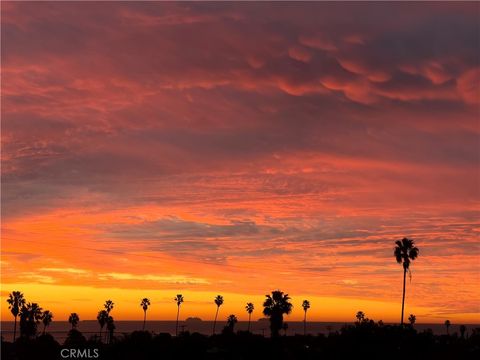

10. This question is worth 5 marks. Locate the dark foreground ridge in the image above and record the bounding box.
[2,321,479,360]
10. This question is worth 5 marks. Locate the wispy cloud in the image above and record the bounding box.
[97,272,210,285]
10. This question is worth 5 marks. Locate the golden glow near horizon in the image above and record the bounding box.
[1,205,479,324]
[1,2,479,325]
[1,283,460,324]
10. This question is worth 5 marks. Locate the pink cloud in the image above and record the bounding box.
[2,2,479,320]
[457,67,480,105]
[288,45,312,63]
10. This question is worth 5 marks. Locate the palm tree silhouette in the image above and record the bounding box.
[41,310,53,335]
[6,291,26,341]
[68,313,80,329]
[140,298,150,331]
[445,319,451,335]
[225,314,238,334]
[174,294,184,336]
[302,300,310,336]
[408,314,416,326]
[245,302,254,332]
[263,290,293,337]
[104,300,114,315]
[355,311,365,324]
[30,303,43,320]
[394,237,419,325]
[97,310,108,340]
[212,295,224,335]
[106,315,115,343]
[19,302,43,338]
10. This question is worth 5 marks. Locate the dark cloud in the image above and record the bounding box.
[102,218,261,241]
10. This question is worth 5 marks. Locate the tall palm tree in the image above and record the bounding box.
[445,319,451,335]
[41,310,53,335]
[212,295,224,335]
[302,300,310,336]
[104,300,114,315]
[6,291,26,341]
[97,310,108,340]
[263,290,293,337]
[174,294,184,336]
[245,302,254,332]
[140,298,150,331]
[408,314,416,326]
[394,237,419,325]
[68,313,80,329]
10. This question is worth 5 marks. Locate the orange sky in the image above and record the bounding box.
[1,2,479,324]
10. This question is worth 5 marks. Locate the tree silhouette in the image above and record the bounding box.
[223,314,238,334]
[68,313,80,329]
[6,291,26,341]
[19,302,43,338]
[245,302,254,332]
[41,310,53,335]
[140,298,150,331]
[408,314,416,326]
[212,295,224,335]
[263,290,293,337]
[174,294,184,336]
[302,300,310,336]
[445,320,451,335]
[460,325,467,339]
[104,300,114,315]
[106,315,115,343]
[97,310,108,340]
[394,237,419,325]
[356,311,365,324]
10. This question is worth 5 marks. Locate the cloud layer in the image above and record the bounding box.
[1,2,479,322]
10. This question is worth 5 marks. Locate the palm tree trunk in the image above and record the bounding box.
[401,267,407,325]
[248,313,251,332]
[143,311,146,331]
[213,307,219,335]
[13,315,17,342]
[176,306,180,336]
[304,310,307,336]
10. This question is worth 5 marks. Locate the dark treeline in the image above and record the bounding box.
[2,318,479,360]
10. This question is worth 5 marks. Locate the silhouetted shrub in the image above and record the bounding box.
[64,328,87,346]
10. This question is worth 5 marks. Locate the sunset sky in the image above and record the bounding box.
[1,2,479,324]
